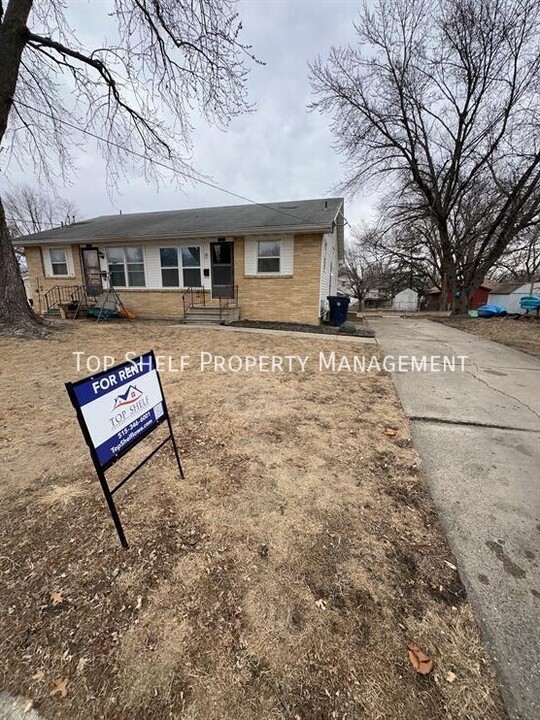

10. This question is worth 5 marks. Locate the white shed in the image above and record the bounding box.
[488,281,540,314]
[392,288,418,312]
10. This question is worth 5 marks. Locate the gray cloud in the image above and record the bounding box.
[2,0,380,232]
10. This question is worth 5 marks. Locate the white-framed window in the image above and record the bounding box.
[49,247,69,276]
[159,246,201,287]
[257,240,281,273]
[105,247,145,287]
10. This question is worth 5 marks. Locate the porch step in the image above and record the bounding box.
[185,306,240,324]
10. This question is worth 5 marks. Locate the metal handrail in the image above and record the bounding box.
[43,284,86,313]
[218,285,239,320]
[182,286,206,318]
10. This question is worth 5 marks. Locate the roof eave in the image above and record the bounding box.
[16,223,335,246]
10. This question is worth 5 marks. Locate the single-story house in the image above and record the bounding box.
[16,197,344,324]
[488,280,540,314]
[424,282,494,311]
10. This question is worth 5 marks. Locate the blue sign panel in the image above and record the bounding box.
[67,352,167,469]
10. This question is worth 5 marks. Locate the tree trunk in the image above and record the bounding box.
[454,287,470,315]
[0,196,44,331]
[0,0,44,333]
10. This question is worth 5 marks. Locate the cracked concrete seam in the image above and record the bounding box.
[468,359,540,421]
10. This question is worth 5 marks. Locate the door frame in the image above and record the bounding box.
[80,246,104,295]
[210,240,235,300]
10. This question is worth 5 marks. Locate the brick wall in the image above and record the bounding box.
[234,233,323,324]
[113,289,185,319]
[24,245,84,314]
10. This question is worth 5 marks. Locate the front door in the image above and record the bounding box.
[81,247,103,296]
[210,241,234,298]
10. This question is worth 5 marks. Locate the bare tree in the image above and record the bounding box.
[311,0,540,313]
[341,224,421,307]
[5,185,79,236]
[492,227,540,284]
[0,0,258,334]
[5,184,80,273]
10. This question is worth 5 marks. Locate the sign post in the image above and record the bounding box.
[65,350,183,547]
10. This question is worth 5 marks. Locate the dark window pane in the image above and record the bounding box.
[212,266,232,285]
[109,266,126,287]
[162,268,180,287]
[127,266,145,287]
[258,241,280,257]
[181,246,200,267]
[211,243,231,264]
[160,248,178,267]
[183,268,202,287]
[52,262,68,275]
[126,247,143,262]
[258,257,280,273]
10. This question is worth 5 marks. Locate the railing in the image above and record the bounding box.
[218,285,239,320]
[182,287,207,318]
[182,285,239,320]
[43,285,86,313]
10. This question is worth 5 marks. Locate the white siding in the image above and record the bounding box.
[489,282,540,314]
[393,288,418,311]
[244,234,294,276]
[319,229,338,314]
[98,241,211,289]
[42,246,75,278]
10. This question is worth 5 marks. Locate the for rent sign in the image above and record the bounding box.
[65,351,183,547]
[68,351,165,469]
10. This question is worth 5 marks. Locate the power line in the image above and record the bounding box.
[13,100,349,230]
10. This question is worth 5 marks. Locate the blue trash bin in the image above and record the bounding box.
[327,295,350,326]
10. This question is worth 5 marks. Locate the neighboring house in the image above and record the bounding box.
[488,280,540,314]
[16,198,344,324]
[392,288,418,312]
[424,282,493,311]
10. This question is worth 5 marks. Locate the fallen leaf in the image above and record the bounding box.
[446,670,457,683]
[136,596,143,610]
[408,642,434,675]
[50,591,63,606]
[444,560,457,571]
[21,698,33,713]
[384,428,397,436]
[50,677,68,698]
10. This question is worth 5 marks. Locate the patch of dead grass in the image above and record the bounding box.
[436,316,540,357]
[0,321,506,719]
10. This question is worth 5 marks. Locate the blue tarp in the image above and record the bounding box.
[477,304,506,318]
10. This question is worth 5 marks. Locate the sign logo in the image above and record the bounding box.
[113,384,143,409]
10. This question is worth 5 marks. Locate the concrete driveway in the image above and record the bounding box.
[371,317,540,720]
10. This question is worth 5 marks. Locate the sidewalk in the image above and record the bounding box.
[370,317,540,720]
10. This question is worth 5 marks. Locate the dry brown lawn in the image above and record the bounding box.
[437,317,540,357]
[0,321,506,719]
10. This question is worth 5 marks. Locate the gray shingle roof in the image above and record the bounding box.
[16,197,344,245]
[489,281,529,294]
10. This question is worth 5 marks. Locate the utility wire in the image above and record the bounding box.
[13,100,349,230]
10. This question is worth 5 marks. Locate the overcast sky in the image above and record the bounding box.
[3,0,380,233]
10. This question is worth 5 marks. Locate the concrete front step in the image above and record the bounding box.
[185,307,240,324]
